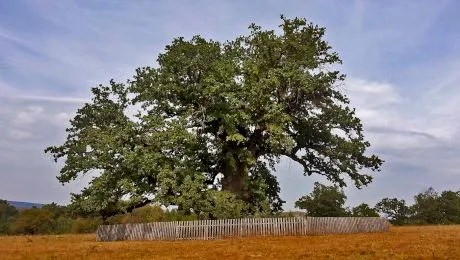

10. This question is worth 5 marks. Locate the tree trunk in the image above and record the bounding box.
[221,153,250,200]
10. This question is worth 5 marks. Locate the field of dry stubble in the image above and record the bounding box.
[0,225,459,259]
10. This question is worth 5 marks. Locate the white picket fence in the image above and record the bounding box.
[96,217,389,241]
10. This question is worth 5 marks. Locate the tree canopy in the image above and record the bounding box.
[412,188,460,224]
[295,182,349,217]
[351,203,379,217]
[375,198,411,225]
[11,208,54,235]
[0,200,18,234]
[45,16,382,219]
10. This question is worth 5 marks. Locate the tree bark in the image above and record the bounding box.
[221,152,250,200]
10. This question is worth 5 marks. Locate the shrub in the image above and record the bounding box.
[12,208,54,235]
[0,200,18,235]
[71,217,102,233]
[130,205,167,223]
[53,216,74,234]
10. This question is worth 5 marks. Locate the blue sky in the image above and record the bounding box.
[1,0,459,210]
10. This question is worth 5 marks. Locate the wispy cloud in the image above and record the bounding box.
[4,95,89,104]
[0,26,23,44]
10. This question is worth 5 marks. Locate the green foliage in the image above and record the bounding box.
[106,205,200,224]
[0,222,10,235]
[12,208,54,235]
[67,177,134,221]
[204,191,246,219]
[42,203,71,219]
[104,205,203,224]
[438,190,460,224]
[163,209,198,221]
[0,200,18,235]
[295,182,349,217]
[70,217,103,234]
[167,189,247,220]
[3,202,105,235]
[351,203,379,217]
[411,188,460,224]
[130,205,167,222]
[246,161,285,216]
[0,187,458,235]
[45,16,382,219]
[411,187,444,224]
[375,198,411,225]
[53,216,74,234]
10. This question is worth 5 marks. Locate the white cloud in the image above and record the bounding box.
[419,62,460,140]
[346,78,402,107]
[344,73,460,151]
[49,112,72,127]
[345,78,412,146]
[13,106,44,125]
[8,95,89,104]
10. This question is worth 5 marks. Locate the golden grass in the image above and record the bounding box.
[1,225,459,259]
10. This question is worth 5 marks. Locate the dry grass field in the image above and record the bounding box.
[1,225,459,259]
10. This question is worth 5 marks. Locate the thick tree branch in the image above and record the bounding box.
[283,152,322,176]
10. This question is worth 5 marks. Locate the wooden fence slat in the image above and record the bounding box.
[186,220,189,240]
[217,219,220,239]
[196,220,199,240]
[229,219,232,238]
[190,220,194,239]
[203,219,206,240]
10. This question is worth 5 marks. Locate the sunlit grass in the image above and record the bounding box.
[1,225,459,259]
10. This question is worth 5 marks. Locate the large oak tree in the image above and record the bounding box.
[45,17,382,219]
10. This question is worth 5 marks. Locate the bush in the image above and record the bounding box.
[206,191,246,219]
[164,209,198,221]
[106,205,169,224]
[0,200,18,235]
[12,208,54,235]
[71,217,102,233]
[130,205,167,223]
[53,216,74,234]
[106,214,130,225]
[0,222,12,235]
[106,205,201,224]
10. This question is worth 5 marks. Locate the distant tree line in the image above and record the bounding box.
[1,185,459,235]
[294,182,460,225]
[0,200,203,236]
